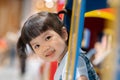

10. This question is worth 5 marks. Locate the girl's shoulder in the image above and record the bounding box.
[79,52,100,80]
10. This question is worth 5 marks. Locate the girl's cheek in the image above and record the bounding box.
[36,52,43,58]
[34,49,41,55]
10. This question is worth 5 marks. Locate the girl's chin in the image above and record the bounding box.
[44,58,58,62]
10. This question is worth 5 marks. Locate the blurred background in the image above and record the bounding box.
[0,0,120,80]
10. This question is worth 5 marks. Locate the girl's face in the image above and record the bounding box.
[30,27,68,62]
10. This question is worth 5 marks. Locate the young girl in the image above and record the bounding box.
[17,11,99,80]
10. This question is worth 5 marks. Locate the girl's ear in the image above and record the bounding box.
[61,27,68,41]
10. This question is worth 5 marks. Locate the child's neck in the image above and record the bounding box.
[57,46,68,64]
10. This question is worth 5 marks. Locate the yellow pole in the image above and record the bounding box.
[65,0,81,80]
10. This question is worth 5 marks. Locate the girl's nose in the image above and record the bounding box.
[41,45,50,53]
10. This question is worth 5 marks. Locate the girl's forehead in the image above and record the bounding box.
[41,29,57,36]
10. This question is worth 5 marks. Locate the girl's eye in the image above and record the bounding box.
[34,44,40,49]
[45,36,51,41]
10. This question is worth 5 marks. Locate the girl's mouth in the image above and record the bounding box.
[45,49,55,57]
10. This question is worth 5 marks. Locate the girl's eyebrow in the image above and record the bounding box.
[41,30,52,38]
[31,42,37,46]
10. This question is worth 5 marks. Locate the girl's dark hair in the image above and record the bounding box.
[17,12,65,57]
